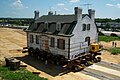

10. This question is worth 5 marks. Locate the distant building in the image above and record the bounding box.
[96,22,120,30]
[26,7,98,60]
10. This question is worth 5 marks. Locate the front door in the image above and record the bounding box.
[85,37,90,46]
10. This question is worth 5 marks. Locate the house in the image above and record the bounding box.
[25,7,98,63]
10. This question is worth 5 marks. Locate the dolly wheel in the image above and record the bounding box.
[93,58,97,63]
[74,66,80,72]
[88,61,93,65]
[41,57,44,61]
[56,61,60,66]
[37,56,40,59]
[96,57,101,62]
[84,62,90,66]
[74,65,84,72]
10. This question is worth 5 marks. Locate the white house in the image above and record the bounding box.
[25,7,98,63]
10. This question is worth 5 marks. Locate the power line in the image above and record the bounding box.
[80,3,92,10]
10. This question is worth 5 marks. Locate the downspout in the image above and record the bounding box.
[68,38,70,60]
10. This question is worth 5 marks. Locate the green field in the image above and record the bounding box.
[0,66,47,80]
[98,36,120,42]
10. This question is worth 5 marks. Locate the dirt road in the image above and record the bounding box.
[0,28,120,80]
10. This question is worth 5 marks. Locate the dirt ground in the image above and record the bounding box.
[100,41,120,64]
[0,27,120,80]
[0,28,26,65]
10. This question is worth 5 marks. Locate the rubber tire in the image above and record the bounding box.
[93,58,98,63]
[74,66,79,72]
[37,56,40,60]
[56,61,60,66]
[84,62,90,66]
[96,57,101,62]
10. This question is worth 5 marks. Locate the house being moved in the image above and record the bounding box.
[25,7,99,66]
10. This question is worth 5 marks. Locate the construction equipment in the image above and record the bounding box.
[26,43,102,72]
[64,43,102,71]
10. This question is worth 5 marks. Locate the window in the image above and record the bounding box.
[92,47,95,50]
[57,39,65,49]
[56,22,61,31]
[82,24,86,31]
[30,34,34,43]
[50,37,55,47]
[36,35,39,44]
[44,22,48,30]
[87,24,90,30]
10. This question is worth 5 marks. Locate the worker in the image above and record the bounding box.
[112,41,114,47]
[45,60,48,68]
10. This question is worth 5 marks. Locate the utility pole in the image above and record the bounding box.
[80,3,92,10]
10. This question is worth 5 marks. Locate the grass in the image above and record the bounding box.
[98,36,120,42]
[0,66,47,80]
[108,48,120,55]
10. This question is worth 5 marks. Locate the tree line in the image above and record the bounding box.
[95,18,120,23]
[0,18,34,26]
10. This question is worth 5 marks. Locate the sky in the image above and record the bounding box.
[0,0,120,19]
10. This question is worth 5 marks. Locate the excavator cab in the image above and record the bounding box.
[90,43,100,53]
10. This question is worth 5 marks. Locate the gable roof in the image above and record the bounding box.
[82,14,90,18]
[27,14,90,36]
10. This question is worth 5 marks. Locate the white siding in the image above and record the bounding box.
[70,15,98,60]
[27,32,69,59]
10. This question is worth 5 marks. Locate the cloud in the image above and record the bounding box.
[57,3,69,11]
[64,8,69,11]
[106,3,114,7]
[117,4,120,8]
[106,3,120,8]
[69,0,79,3]
[57,3,65,7]
[12,0,28,9]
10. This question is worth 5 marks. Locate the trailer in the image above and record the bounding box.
[25,43,102,71]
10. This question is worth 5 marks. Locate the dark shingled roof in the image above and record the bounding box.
[27,14,89,35]
[27,23,36,31]
[36,15,75,23]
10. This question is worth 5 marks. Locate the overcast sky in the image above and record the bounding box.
[0,0,120,19]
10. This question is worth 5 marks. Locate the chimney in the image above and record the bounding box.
[55,11,57,15]
[34,10,39,20]
[74,7,82,21]
[88,9,95,22]
[48,11,53,15]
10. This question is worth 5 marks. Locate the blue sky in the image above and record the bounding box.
[0,0,120,19]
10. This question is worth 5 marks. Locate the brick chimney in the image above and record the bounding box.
[74,7,82,21]
[48,11,53,15]
[88,9,95,22]
[34,10,39,20]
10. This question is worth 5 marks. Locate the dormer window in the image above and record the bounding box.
[44,21,48,30]
[56,22,61,31]
[82,24,86,31]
